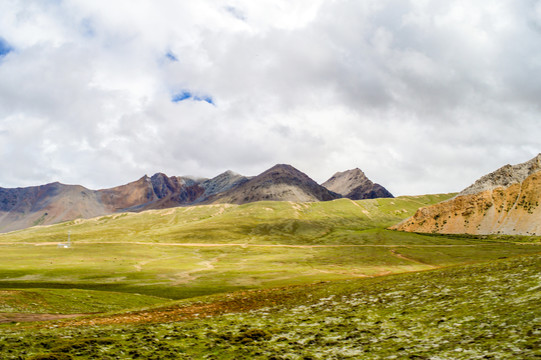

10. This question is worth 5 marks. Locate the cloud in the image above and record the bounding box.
[0,0,540,195]
[224,6,246,22]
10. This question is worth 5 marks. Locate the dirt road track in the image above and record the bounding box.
[0,312,86,324]
[0,241,516,248]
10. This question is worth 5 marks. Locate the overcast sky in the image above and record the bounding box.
[0,0,540,195]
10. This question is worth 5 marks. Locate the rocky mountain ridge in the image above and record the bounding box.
[0,164,390,232]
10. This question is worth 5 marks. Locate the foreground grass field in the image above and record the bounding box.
[0,254,539,359]
[0,194,539,358]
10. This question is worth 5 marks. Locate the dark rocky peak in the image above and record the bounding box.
[209,170,240,180]
[322,168,393,200]
[150,173,184,199]
[258,164,315,184]
[322,168,371,194]
[179,176,204,187]
[222,170,238,176]
[200,170,250,198]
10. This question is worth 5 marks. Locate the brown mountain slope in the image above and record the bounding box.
[392,154,541,235]
[98,173,204,212]
[0,183,107,232]
[322,168,393,199]
[0,173,209,233]
[99,173,206,212]
[208,164,341,204]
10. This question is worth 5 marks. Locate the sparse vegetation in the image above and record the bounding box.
[0,255,538,359]
[0,194,539,358]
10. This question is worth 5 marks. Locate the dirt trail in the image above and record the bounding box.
[389,249,438,268]
[168,256,223,285]
[349,199,373,218]
[1,241,515,248]
[0,312,87,324]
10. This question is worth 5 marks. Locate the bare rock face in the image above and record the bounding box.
[322,168,393,200]
[392,154,541,235]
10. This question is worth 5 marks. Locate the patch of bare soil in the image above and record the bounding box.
[0,313,86,324]
[56,286,311,328]
[389,249,438,268]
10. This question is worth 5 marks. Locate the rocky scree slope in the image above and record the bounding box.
[392,154,541,235]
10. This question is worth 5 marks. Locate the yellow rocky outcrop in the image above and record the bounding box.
[392,171,541,235]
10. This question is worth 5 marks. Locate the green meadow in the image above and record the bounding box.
[0,194,539,358]
[1,254,539,359]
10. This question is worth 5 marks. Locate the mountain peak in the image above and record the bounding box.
[218,170,241,178]
[459,153,541,196]
[261,164,310,177]
[322,168,393,200]
[150,172,168,180]
[198,170,249,200]
[266,164,297,172]
[208,164,339,204]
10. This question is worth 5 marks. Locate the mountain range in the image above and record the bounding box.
[392,154,541,235]
[0,165,393,232]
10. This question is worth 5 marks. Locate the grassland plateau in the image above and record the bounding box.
[0,193,539,359]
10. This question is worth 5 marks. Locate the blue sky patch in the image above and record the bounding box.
[193,95,214,105]
[0,38,13,57]
[172,91,192,102]
[172,91,214,105]
[225,6,246,21]
[80,18,96,38]
[166,51,178,62]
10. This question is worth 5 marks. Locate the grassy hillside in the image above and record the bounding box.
[1,254,539,359]
[0,194,539,300]
[0,288,166,314]
[0,195,455,245]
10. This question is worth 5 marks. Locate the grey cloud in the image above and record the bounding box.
[0,0,540,195]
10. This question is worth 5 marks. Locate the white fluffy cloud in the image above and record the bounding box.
[0,0,540,195]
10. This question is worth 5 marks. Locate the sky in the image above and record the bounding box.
[0,0,540,196]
